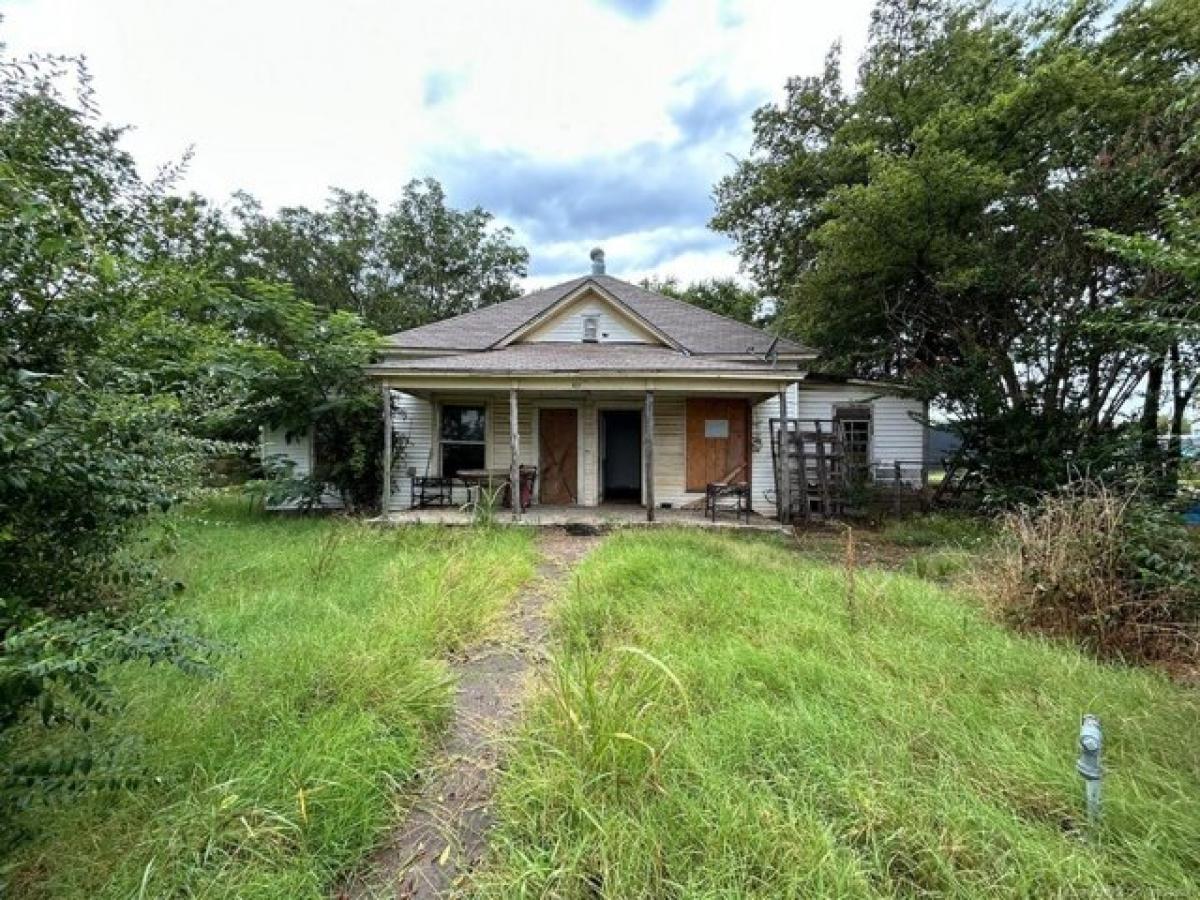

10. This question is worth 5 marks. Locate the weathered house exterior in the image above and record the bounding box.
[263,251,927,519]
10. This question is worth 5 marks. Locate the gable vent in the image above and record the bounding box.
[582,315,599,342]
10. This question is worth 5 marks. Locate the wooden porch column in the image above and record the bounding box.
[509,387,521,521]
[777,387,791,524]
[381,383,393,518]
[644,390,655,522]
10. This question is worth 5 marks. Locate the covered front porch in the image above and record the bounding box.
[372,367,802,524]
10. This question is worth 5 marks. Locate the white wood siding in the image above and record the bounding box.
[749,389,792,514]
[521,296,658,344]
[388,391,434,512]
[793,387,926,469]
[749,384,927,513]
[259,425,344,509]
[261,425,313,477]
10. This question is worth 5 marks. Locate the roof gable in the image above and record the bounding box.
[499,283,679,349]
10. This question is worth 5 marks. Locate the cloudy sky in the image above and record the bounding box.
[3,0,874,288]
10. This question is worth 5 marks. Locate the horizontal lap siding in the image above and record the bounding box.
[749,387,797,514]
[522,297,654,343]
[388,391,434,512]
[749,384,927,512]
[792,388,926,467]
[261,425,313,477]
[651,396,691,508]
[488,397,537,470]
[581,398,599,506]
[261,426,316,509]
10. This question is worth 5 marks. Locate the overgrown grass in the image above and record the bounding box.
[4,497,535,898]
[475,530,1200,898]
[880,512,997,550]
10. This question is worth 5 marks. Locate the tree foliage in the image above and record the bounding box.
[0,35,530,818]
[234,178,529,334]
[639,275,767,326]
[0,49,370,814]
[713,0,1200,496]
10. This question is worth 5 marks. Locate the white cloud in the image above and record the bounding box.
[2,0,874,287]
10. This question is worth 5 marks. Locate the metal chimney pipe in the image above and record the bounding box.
[590,247,606,275]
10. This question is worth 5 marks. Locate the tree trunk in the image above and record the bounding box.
[1141,354,1164,485]
[1166,341,1198,497]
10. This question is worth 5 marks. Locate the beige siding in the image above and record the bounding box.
[521,295,658,344]
[488,396,538,469]
[580,397,599,505]
[650,396,694,508]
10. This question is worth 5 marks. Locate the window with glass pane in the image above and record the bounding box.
[440,405,486,477]
[835,407,871,481]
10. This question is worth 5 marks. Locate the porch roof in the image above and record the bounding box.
[369,344,800,394]
[368,343,796,376]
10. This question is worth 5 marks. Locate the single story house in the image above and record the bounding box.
[263,250,928,520]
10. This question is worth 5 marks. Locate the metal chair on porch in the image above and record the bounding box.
[704,463,750,523]
[409,450,456,509]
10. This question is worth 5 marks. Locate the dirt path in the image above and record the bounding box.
[340,529,601,900]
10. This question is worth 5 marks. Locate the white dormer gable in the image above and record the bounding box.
[509,285,669,346]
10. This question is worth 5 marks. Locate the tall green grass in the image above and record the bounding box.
[475,530,1200,898]
[5,499,535,898]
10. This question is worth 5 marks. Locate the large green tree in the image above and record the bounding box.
[0,49,378,808]
[639,276,767,326]
[713,0,1200,494]
[235,178,529,334]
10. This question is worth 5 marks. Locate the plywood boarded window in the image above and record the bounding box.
[686,398,748,491]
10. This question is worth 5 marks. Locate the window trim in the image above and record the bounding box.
[833,404,872,479]
[581,315,599,342]
[438,402,488,477]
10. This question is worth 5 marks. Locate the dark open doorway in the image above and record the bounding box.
[600,409,642,503]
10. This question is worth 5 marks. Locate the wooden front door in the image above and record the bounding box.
[538,408,578,504]
[685,398,750,491]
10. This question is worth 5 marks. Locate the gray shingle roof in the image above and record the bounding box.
[383,275,813,357]
[371,343,797,375]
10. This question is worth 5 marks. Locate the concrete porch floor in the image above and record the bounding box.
[378,503,785,533]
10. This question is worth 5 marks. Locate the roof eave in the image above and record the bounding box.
[366,366,799,381]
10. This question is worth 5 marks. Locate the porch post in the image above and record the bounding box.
[778,387,791,525]
[509,386,521,521]
[644,389,655,522]
[381,383,393,518]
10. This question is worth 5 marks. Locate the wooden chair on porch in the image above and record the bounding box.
[704,463,750,523]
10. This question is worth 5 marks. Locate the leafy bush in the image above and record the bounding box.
[993,479,1200,662]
